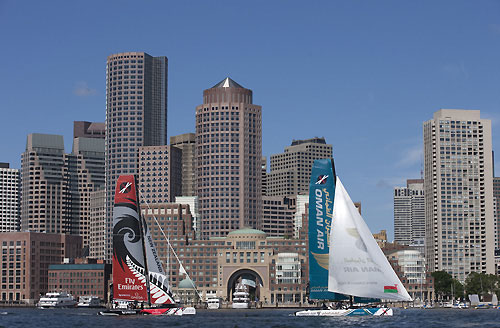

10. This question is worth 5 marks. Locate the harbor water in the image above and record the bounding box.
[2,307,500,328]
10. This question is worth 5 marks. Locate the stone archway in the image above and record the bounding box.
[227,269,264,302]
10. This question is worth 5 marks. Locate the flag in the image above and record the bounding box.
[384,285,398,293]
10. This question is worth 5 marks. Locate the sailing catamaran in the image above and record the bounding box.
[99,175,188,316]
[295,159,411,316]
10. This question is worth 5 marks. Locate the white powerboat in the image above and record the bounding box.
[38,292,77,308]
[232,282,250,309]
[77,296,102,308]
[207,297,220,309]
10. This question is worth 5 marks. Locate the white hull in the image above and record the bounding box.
[232,302,249,309]
[295,308,393,317]
[37,292,77,308]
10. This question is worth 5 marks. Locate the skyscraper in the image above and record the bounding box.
[267,137,332,196]
[21,134,66,233]
[105,52,168,259]
[394,179,425,247]
[20,133,104,246]
[0,163,20,232]
[195,77,262,238]
[423,109,495,281]
[170,133,196,197]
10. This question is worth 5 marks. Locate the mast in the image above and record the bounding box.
[136,176,152,307]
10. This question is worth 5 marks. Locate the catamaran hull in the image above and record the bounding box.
[98,309,140,316]
[294,307,393,316]
[140,307,184,315]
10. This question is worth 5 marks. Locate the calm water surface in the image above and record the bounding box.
[1,308,500,328]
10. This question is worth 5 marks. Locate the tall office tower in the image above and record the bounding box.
[261,157,267,196]
[423,109,495,281]
[72,137,105,249]
[21,134,66,233]
[0,163,20,232]
[105,52,168,260]
[138,145,182,204]
[73,121,105,139]
[394,179,425,246]
[267,137,332,196]
[170,133,196,196]
[195,77,262,238]
[21,134,104,244]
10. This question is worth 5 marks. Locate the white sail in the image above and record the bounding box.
[328,178,412,301]
[143,220,176,304]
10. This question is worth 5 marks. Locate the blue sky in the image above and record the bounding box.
[1,1,499,239]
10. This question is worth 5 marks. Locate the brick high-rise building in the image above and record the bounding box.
[0,163,20,232]
[0,232,82,304]
[138,145,182,204]
[195,77,262,238]
[171,133,196,197]
[105,52,168,260]
[268,137,332,196]
[423,109,495,281]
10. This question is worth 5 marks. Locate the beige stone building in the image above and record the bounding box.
[424,109,495,281]
[267,137,332,197]
[0,163,19,232]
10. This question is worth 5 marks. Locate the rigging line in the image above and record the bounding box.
[138,190,204,301]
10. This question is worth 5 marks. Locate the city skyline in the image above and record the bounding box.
[1,1,499,239]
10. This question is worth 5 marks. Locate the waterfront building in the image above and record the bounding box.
[384,245,435,302]
[423,109,495,281]
[394,179,425,246]
[48,259,111,301]
[293,195,308,238]
[73,121,105,139]
[138,145,182,204]
[195,77,262,238]
[105,52,168,260]
[267,137,332,197]
[0,163,20,232]
[0,232,82,304]
[170,133,196,197]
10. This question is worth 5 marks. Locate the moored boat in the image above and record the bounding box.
[77,296,102,308]
[37,292,77,308]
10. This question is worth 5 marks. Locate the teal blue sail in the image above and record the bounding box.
[308,158,347,301]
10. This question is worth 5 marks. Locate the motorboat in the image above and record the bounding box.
[37,292,77,308]
[77,296,102,308]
